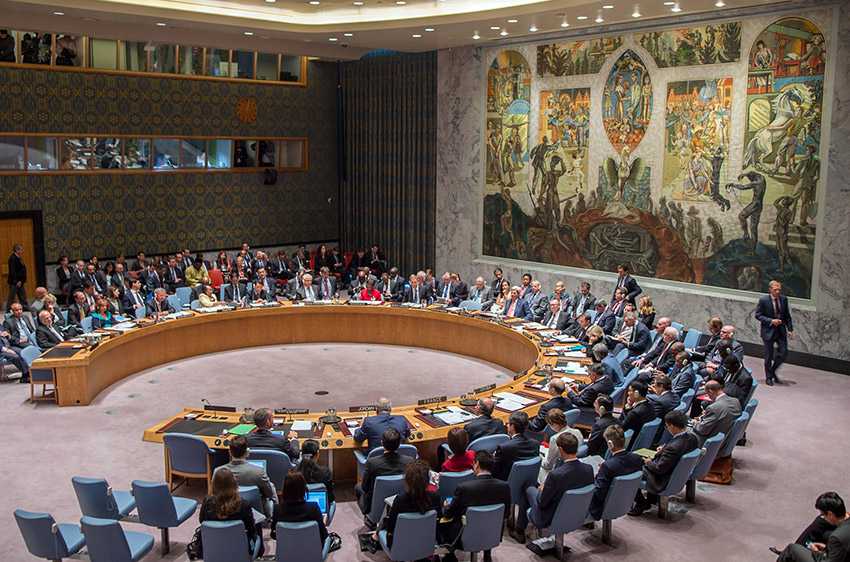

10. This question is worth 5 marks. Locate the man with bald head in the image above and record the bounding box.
[624,317,672,371]
[549,280,572,313]
[635,326,680,374]
[464,397,507,442]
[524,280,548,322]
[354,397,411,452]
[541,299,572,331]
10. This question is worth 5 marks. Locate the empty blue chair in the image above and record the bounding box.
[80,516,154,562]
[437,470,474,502]
[14,509,85,561]
[219,283,230,302]
[248,448,292,493]
[275,521,332,562]
[686,432,726,503]
[628,418,661,452]
[163,433,215,493]
[355,444,418,480]
[201,520,260,562]
[131,480,197,555]
[679,388,696,412]
[744,375,759,407]
[80,316,93,333]
[459,300,483,311]
[175,287,193,308]
[563,408,580,428]
[467,433,510,453]
[596,471,643,544]
[366,474,406,527]
[536,484,595,560]
[717,412,750,459]
[166,295,182,312]
[460,504,505,562]
[507,457,541,524]
[682,329,702,349]
[134,306,146,320]
[378,510,437,561]
[614,347,629,364]
[671,321,685,334]
[740,398,759,438]
[20,345,41,367]
[72,477,136,520]
[646,448,702,519]
[612,368,639,406]
[308,482,336,526]
[190,299,202,311]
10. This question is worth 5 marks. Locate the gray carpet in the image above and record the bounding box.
[1,345,845,561]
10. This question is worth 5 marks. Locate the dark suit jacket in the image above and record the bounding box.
[250,287,275,302]
[568,376,615,409]
[586,414,618,457]
[493,433,540,481]
[614,275,642,304]
[142,270,163,293]
[670,364,697,398]
[623,322,652,355]
[643,431,699,494]
[68,269,88,295]
[724,367,754,410]
[223,282,248,302]
[571,292,596,317]
[36,324,64,350]
[246,428,300,460]
[451,282,469,306]
[4,316,36,347]
[7,253,26,284]
[754,294,793,341]
[354,413,411,452]
[444,473,511,530]
[536,459,594,527]
[435,281,455,302]
[648,391,679,420]
[272,500,328,544]
[540,310,571,331]
[146,297,176,317]
[620,399,656,435]
[589,451,644,519]
[163,266,184,291]
[502,297,530,319]
[67,303,90,327]
[401,285,429,305]
[464,415,507,443]
[360,452,414,511]
[645,340,677,372]
[122,290,147,316]
[110,273,128,292]
[315,276,337,300]
[593,310,617,335]
[466,285,494,309]
[529,396,573,432]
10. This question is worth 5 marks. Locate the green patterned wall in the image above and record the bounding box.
[0,62,339,261]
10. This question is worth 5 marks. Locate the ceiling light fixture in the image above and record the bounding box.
[576,15,588,21]
[663,1,675,4]
[52,11,64,15]
[425,27,435,32]
[328,37,338,41]
[595,11,604,22]
[602,4,614,8]
[265,0,276,3]
[490,26,501,30]
[353,1,364,4]
[412,33,422,37]
[529,24,538,32]
[155,22,167,26]
[507,18,518,23]
[715,0,726,5]
[396,0,406,4]
[671,2,682,12]
[343,32,354,36]
[500,30,509,36]
[561,17,570,27]
[632,4,641,17]
[243,31,254,36]
[473,31,480,39]
[308,0,320,4]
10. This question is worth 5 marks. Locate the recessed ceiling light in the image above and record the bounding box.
[425,27,435,32]
[500,30,508,36]
[595,12,604,22]
[265,0,276,3]
[603,4,614,8]
[52,11,64,15]
[412,33,422,38]
[632,4,642,17]
[328,37,338,41]
[663,1,675,4]
[344,32,354,36]
[155,22,167,26]
[671,2,682,11]
[507,18,518,23]
[353,0,364,4]
[244,32,254,36]
[396,0,406,4]
[473,31,480,39]
[490,26,501,30]
[714,0,726,5]
[529,24,538,32]
[561,18,570,27]
[309,0,320,4]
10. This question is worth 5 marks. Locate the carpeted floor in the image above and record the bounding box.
[1,345,846,562]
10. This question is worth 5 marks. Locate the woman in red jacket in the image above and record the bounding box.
[359,278,382,302]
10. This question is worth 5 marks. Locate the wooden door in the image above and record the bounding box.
[0,218,37,308]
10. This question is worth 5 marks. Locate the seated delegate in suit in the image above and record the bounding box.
[637,295,656,329]
[448,272,469,306]
[122,279,147,317]
[442,427,475,473]
[440,450,511,562]
[529,379,572,433]
[199,468,259,555]
[567,363,614,410]
[540,299,572,332]
[356,428,414,515]
[589,425,644,520]
[589,300,617,335]
[377,268,404,302]
[721,355,754,410]
[669,352,697,399]
[633,326,680,376]
[248,280,274,304]
[214,436,277,515]
[541,408,583,476]
[549,280,572,314]
[591,343,623,386]
[67,291,91,330]
[246,408,300,461]
[466,276,494,310]
[272,471,328,544]
[435,271,455,303]
[295,273,319,302]
[297,439,335,504]
[224,272,247,304]
[89,298,115,329]
[1,321,30,382]
[619,381,657,436]
[354,397,410,452]
[647,374,679,420]
[146,288,176,319]
[198,284,219,308]
[687,316,723,361]
[691,380,741,446]
[359,278,383,302]
[463,397,506,443]
[523,280,548,322]
[43,295,80,338]
[624,316,672,370]
[163,258,185,293]
[630,411,699,516]
[775,491,850,562]
[493,411,540,481]
[608,311,651,358]
[5,302,36,351]
[501,286,531,319]
[488,280,511,314]
[585,394,619,457]
[270,250,293,280]
[571,281,596,319]
[565,313,592,342]
[489,268,506,297]
[372,460,441,549]
[518,432,594,543]
[142,262,163,294]
[315,267,337,300]
[254,267,275,297]
[401,274,429,305]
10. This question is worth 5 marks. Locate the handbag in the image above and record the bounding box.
[186,526,203,560]
[328,531,342,552]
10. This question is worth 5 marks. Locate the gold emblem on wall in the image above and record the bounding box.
[236,97,258,123]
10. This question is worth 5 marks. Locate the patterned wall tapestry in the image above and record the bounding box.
[482,14,830,299]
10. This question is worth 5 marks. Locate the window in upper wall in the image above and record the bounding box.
[55,34,83,67]
[205,48,229,77]
[16,31,53,65]
[61,137,95,169]
[280,55,301,82]
[233,140,256,168]
[124,138,150,169]
[232,50,254,79]
[120,41,149,72]
[178,139,206,169]
[89,38,118,69]
[26,137,59,171]
[153,139,180,170]
[178,45,204,75]
[151,44,177,73]
[207,139,232,169]
[0,30,16,63]
[279,139,305,169]
[0,137,25,170]
[256,140,276,167]
[256,52,278,81]
[92,138,123,169]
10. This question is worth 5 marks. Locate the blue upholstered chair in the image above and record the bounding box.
[14,509,85,561]
[685,432,726,503]
[671,321,685,334]
[307,482,336,526]
[612,368,639,406]
[682,329,702,349]
[219,283,230,302]
[459,504,505,562]
[248,448,292,493]
[163,433,215,493]
[614,347,630,364]
[354,444,418,480]
[628,418,661,452]
[80,516,154,562]
[131,480,197,555]
[238,485,270,525]
[536,484,595,560]
[175,287,193,308]
[21,345,56,402]
[134,306,147,320]
[366,474,406,527]
[190,299,202,311]
[437,470,474,503]
[507,457,541,525]
[166,295,182,312]
[596,470,643,544]
[717,412,750,459]
[80,316,93,333]
[275,521,332,562]
[378,510,437,561]
[71,477,136,520]
[200,520,261,562]
[644,448,702,519]
[467,434,510,453]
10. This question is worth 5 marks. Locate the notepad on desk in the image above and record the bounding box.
[494,392,534,406]
[228,424,256,435]
[291,420,312,432]
[495,400,525,412]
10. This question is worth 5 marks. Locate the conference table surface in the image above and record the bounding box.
[33,301,591,480]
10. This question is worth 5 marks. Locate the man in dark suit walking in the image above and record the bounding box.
[5,243,27,311]
[464,398,507,443]
[755,280,794,385]
[613,264,642,305]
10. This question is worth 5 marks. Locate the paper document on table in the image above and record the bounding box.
[553,334,580,343]
[291,420,312,432]
[110,322,137,332]
[494,392,534,406]
[496,400,525,412]
[522,322,547,330]
[434,406,477,425]
[559,351,587,358]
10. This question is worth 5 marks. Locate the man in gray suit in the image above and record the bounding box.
[571,281,596,318]
[692,380,741,445]
[466,277,494,310]
[524,280,549,322]
[214,435,277,516]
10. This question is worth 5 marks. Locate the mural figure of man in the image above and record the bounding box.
[709,146,731,211]
[726,171,767,250]
[529,137,552,193]
[792,144,819,227]
[773,196,797,272]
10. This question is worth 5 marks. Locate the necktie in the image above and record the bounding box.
[549,312,557,328]
[235,286,240,301]
[474,290,481,303]
[443,284,450,299]
[773,298,780,318]
[19,319,31,338]
[324,279,330,298]
[50,326,62,341]
[414,288,419,302]
[508,301,516,316]
[307,287,313,301]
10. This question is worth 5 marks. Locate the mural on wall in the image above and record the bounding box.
[485,51,532,257]
[637,22,742,67]
[602,50,653,153]
[537,37,623,77]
